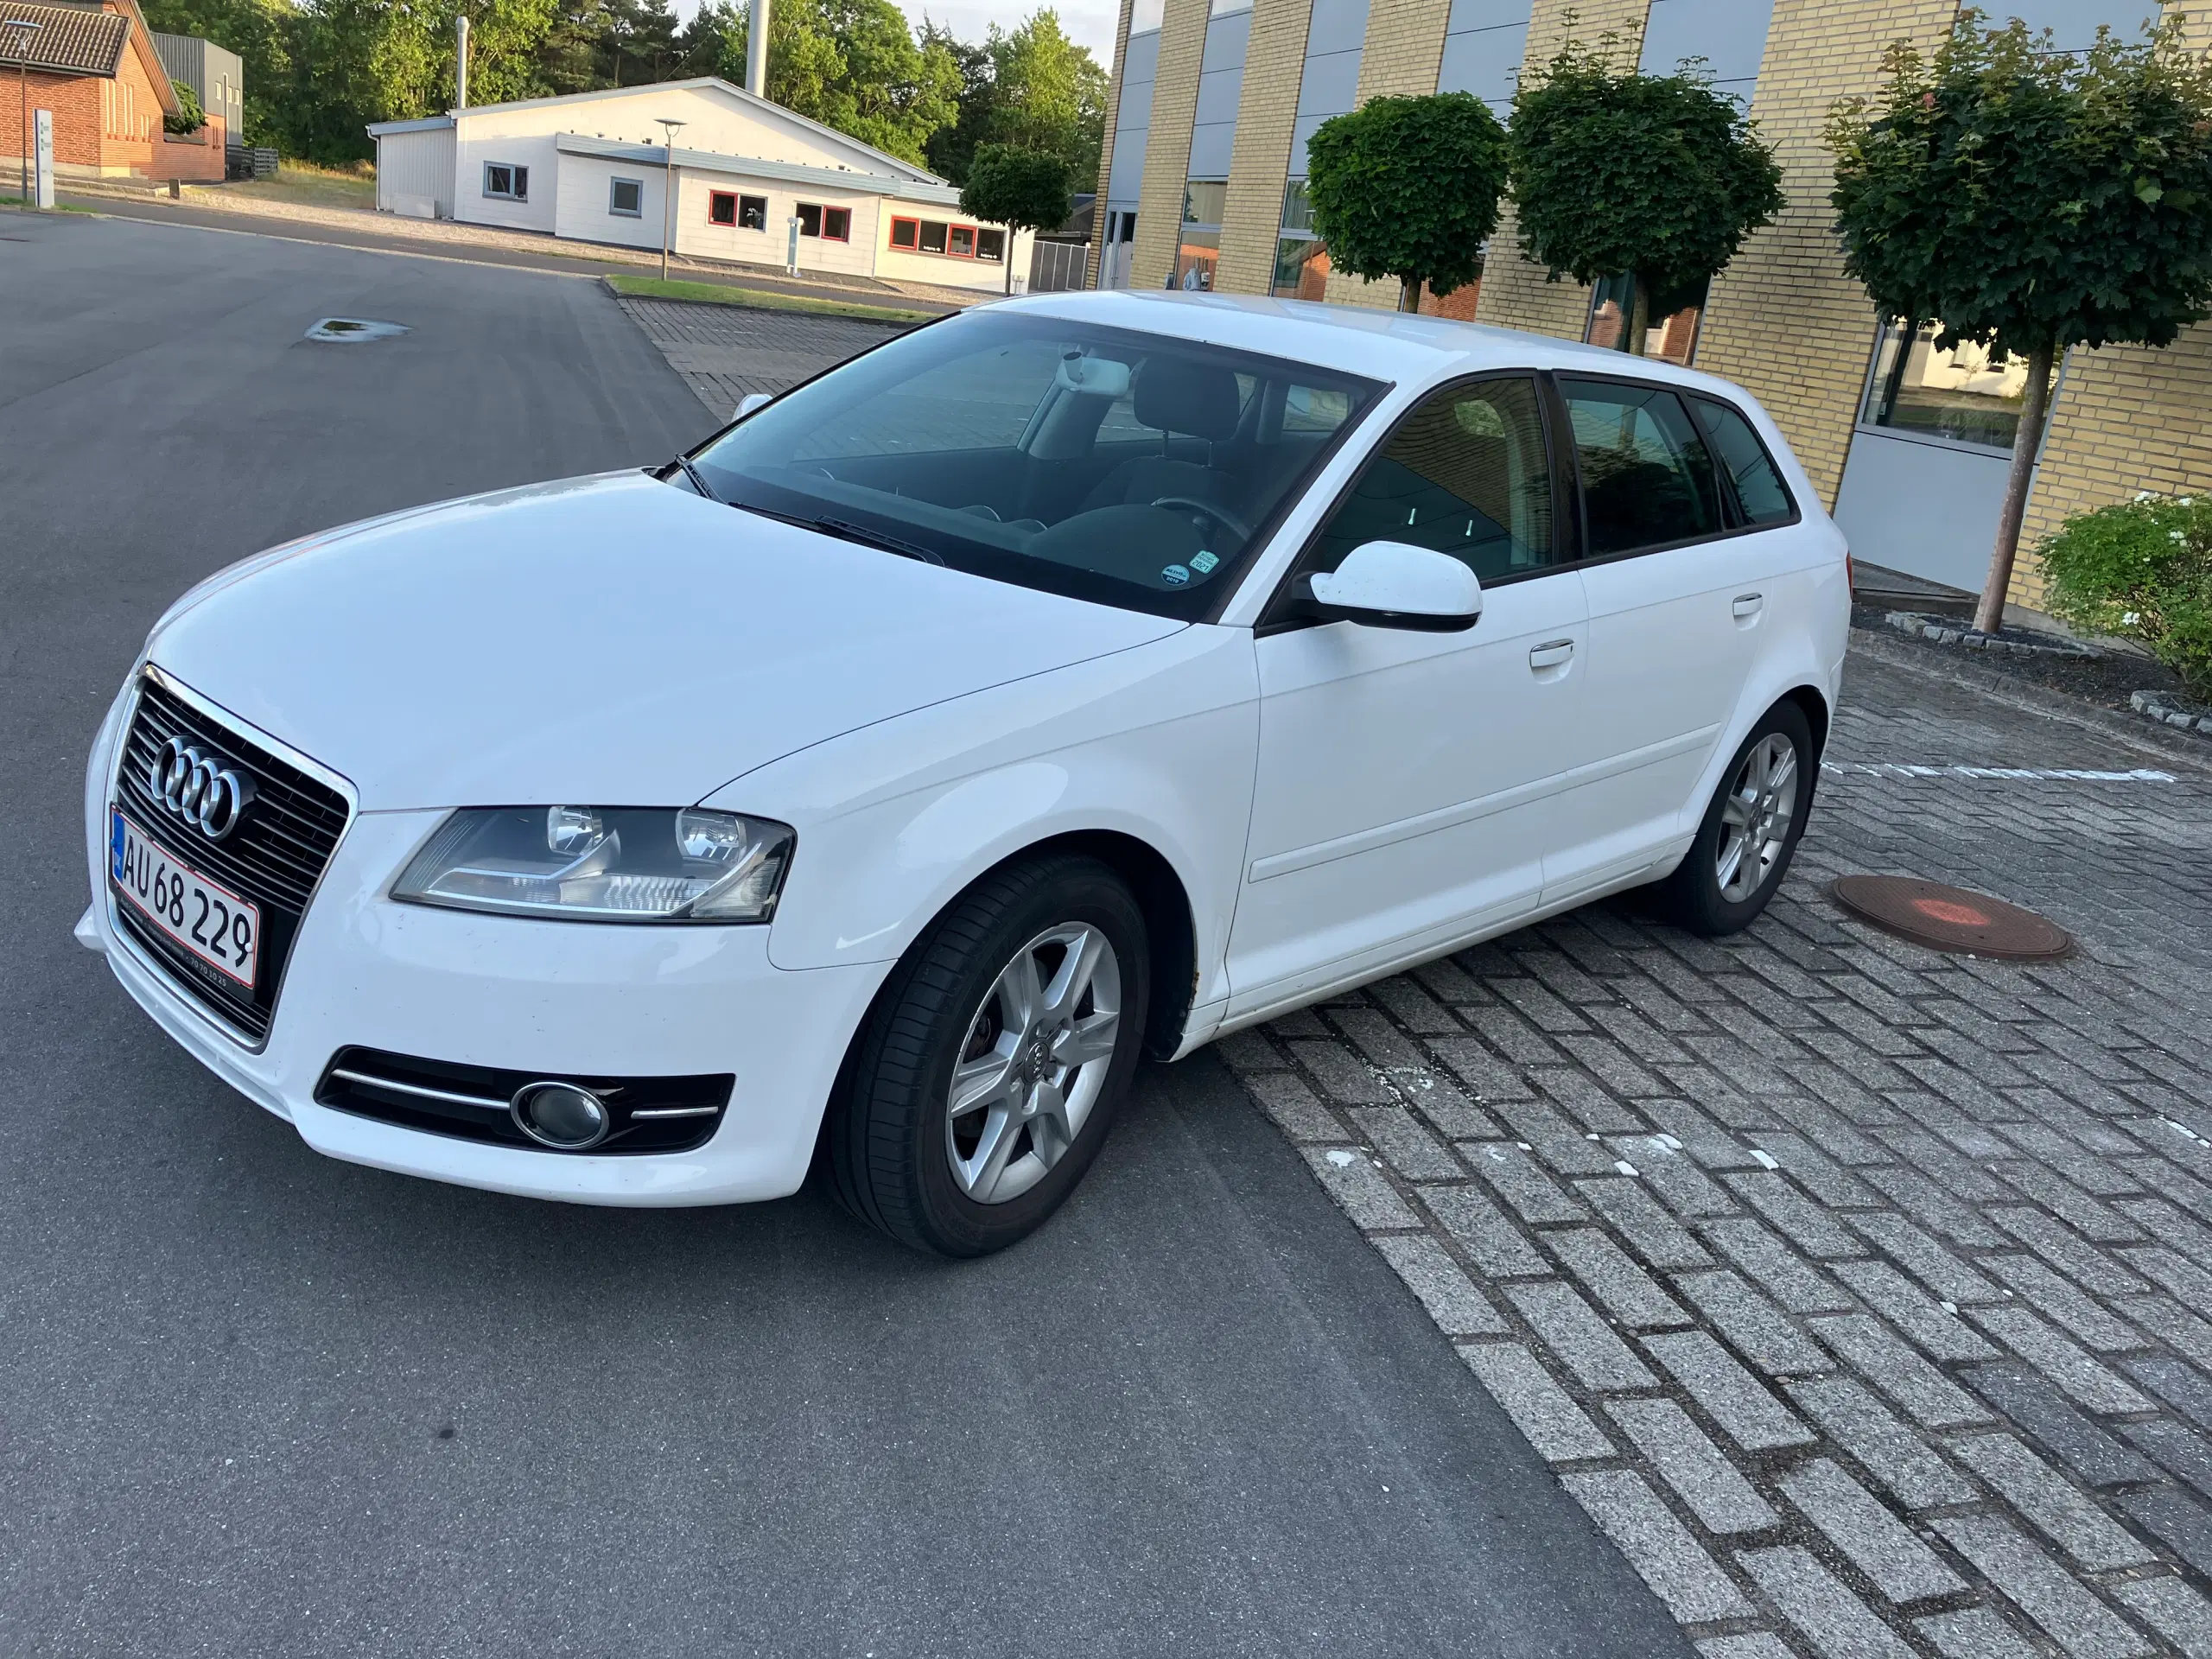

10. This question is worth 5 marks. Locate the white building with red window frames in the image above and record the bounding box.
[367,77,1033,294]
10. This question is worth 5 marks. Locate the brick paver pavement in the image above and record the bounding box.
[1224,645,2212,1656]
[616,296,906,417]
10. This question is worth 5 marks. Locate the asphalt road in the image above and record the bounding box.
[0,213,1689,1657]
[55,189,963,315]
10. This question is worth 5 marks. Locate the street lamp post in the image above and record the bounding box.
[655,117,686,282]
[7,18,41,212]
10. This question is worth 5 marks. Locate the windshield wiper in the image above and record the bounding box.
[669,454,719,501]
[732,500,944,565]
[809,516,945,566]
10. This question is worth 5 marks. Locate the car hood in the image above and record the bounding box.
[148,472,1186,810]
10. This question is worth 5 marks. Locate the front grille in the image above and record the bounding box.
[110,672,352,1041]
[315,1047,734,1155]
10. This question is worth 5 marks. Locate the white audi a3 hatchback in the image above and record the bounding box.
[83,290,1847,1255]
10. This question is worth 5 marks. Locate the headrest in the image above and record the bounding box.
[1133,357,1242,441]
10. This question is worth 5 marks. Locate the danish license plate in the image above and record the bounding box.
[109,807,260,988]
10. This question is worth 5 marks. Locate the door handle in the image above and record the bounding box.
[1529,639,1575,671]
[1732,592,1764,620]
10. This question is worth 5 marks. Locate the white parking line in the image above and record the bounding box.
[1822,762,2180,782]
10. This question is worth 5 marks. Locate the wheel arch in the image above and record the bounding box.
[1782,682,1831,763]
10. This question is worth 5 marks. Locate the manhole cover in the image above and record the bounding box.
[1830,875,2073,960]
[305,317,408,343]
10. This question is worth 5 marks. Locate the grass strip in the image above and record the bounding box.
[605,272,934,324]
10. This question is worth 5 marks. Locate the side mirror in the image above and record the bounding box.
[1303,540,1484,632]
[733,391,772,422]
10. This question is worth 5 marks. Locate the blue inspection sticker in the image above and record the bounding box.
[1160,563,1191,587]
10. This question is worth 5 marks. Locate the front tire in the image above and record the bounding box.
[1657,700,1815,937]
[825,854,1150,1257]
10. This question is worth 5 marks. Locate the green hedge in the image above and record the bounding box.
[2039,493,2212,700]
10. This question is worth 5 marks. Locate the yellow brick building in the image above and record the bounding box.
[1089,0,2212,607]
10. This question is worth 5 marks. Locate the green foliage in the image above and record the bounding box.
[165,80,208,135]
[137,0,294,144]
[925,12,1105,187]
[2040,493,2212,699]
[1509,41,1782,313]
[1305,92,1509,308]
[143,0,1074,175]
[718,0,961,165]
[1828,11,2212,365]
[961,143,1072,291]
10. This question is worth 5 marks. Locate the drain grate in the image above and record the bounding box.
[1831,874,2074,960]
[305,317,408,343]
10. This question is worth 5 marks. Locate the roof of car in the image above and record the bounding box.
[1001,289,1752,405]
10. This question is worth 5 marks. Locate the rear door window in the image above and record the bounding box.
[1558,378,1723,558]
[1691,397,1796,526]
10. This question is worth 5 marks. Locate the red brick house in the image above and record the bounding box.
[2,0,224,183]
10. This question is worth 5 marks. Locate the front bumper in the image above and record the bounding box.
[85,709,884,1206]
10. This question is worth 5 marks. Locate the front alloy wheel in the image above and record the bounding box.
[825,854,1149,1256]
[945,923,1122,1205]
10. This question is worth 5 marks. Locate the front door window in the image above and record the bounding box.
[1306,377,1555,585]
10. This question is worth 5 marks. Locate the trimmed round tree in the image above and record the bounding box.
[959,143,1074,293]
[1304,92,1509,313]
[1830,13,2212,635]
[1509,42,1782,349]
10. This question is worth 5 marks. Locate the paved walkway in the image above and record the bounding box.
[1230,645,2212,1656]
[618,293,908,416]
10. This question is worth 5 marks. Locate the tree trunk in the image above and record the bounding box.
[1625,277,1651,356]
[1973,339,2056,637]
[1401,276,1423,314]
[1005,240,1014,295]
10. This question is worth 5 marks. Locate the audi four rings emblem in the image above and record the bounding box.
[150,736,257,841]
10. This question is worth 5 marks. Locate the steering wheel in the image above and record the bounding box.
[1149,494,1254,546]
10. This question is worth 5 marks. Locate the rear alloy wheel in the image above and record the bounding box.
[1657,700,1815,937]
[825,855,1149,1256]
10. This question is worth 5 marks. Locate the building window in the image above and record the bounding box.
[1131,0,1165,31]
[1271,179,1328,299]
[1272,237,1331,301]
[709,192,769,229]
[1859,317,2056,451]
[1173,178,1226,291]
[1586,274,1705,366]
[890,217,989,259]
[608,177,643,218]
[796,203,849,240]
[483,162,528,201]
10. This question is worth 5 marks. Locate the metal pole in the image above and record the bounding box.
[9,22,41,212]
[454,15,469,110]
[655,118,684,282]
[746,0,769,97]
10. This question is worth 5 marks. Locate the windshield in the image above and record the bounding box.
[686,309,1385,620]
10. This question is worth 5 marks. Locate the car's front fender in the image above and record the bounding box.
[719,626,1259,1013]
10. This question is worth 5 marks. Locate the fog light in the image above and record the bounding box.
[511,1081,611,1150]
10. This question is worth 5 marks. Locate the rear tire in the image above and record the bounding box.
[1656,700,1815,938]
[825,854,1150,1257]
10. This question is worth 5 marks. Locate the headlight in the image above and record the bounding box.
[392,807,794,923]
